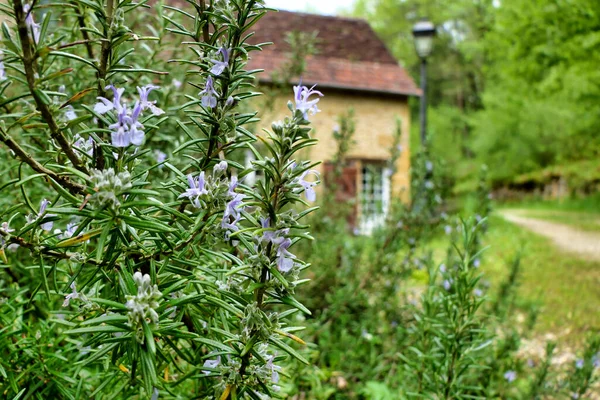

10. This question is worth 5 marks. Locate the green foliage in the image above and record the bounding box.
[355,0,600,190]
[0,0,324,398]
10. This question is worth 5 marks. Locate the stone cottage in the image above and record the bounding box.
[248,11,420,232]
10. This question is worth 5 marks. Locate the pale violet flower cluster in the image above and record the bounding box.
[179,172,208,208]
[265,354,282,389]
[503,370,516,383]
[94,84,163,147]
[178,162,246,238]
[73,134,94,157]
[209,46,231,76]
[200,76,219,108]
[0,50,5,81]
[442,279,452,291]
[197,47,231,108]
[26,199,55,231]
[288,163,320,202]
[155,150,167,164]
[295,170,319,202]
[89,168,132,210]
[293,81,323,120]
[62,282,88,307]
[260,218,296,273]
[202,354,221,375]
[125,272,162,342]
[23,3,41,44]
[56,222,78,240]
[0,221,14,250]
[221,176,244,234]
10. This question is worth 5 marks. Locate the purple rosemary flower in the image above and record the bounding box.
[202,355,221,375]
[73,134,94,157]
[109,107,133,147]
[474,288,483,297]
[155,150,167,164]
[576,358,584,369]
[266,355,281,384]
[209,47,230,76]
[0,50,5,81]
[293,81,323,120]
[295,170,319,202]
[272,236,295,273]
[259,216,277,244]
[0,222,13,235]
[258,224,296,271]
[473,258,481,268]
[137,84,164,115]
[227,176,238,196]
[179,173,208,208]
[64,106,77,121]
[0,222,14,250]
[124,109,145,146]
[62,282,80,307]
[213,160,228,175]
[23,4,40,44]
[0,221,14,250]
[222,194,244,230]
[444,225,452,235]
[200,76,219,108]
[34,199,55,231]
[60,223,78,239]
[95,85,162,147]
[95,85,125,115]
[442,279,451,291]
[503,370,516,383]
[222,177,244,233]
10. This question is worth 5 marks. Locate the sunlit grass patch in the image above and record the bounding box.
[483,215,600,343]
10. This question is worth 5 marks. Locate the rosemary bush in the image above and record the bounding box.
[1,1,598,399]
[0,0,322,398]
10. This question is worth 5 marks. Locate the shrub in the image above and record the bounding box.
[0,0,322,398]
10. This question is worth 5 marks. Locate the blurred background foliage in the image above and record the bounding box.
[352,0,600,195]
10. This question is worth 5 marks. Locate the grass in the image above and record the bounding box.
[429,214,600,344]
[483,215,600,343]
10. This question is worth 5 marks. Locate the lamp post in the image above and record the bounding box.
[412,19,436,146]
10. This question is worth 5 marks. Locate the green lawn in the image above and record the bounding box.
[430,215,600,344]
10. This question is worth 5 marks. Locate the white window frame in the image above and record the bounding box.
[358,162,391,235]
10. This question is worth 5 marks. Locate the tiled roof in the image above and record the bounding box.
[247,11,420,97]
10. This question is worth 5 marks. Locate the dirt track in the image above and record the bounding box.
[500,210,600,260]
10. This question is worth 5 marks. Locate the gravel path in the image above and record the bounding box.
[500,210,600,260]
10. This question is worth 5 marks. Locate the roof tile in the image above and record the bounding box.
[248,11,420,97]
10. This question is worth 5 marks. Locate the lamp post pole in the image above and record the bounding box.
[419,58,428,146]
[412,19,436,147]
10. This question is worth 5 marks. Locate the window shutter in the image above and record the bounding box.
[323,161,358,229]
